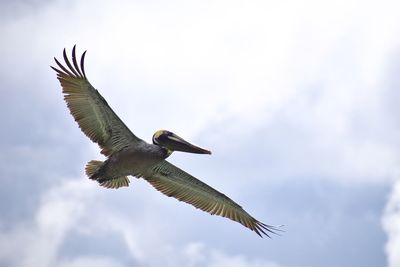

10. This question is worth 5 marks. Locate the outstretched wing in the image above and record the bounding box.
[142,160,280,237]
[51,46,143,156]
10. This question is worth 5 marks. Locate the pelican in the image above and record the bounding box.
[51,46,280,237]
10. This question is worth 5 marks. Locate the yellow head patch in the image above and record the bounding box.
[153,129,167,139]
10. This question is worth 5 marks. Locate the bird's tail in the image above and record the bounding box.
[85,160,104,179]
[85,160,130,189]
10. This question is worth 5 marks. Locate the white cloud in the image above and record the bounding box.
[180,242,283,267]
[0,178,94,267]
[206,249,282,267]
[3,0,400,138]
[56,256,126,267]
[0,177,283,267]
[6,0,395,184]
[382,180,400,267]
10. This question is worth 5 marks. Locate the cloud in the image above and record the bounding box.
[382,180,400,267]
[0,177,285,267]
[13,0,397,186]
[0,179,94,267]
[3,0,400,139]
[56,256,126,267]
[0,175,387,267]
[182,242,282,267]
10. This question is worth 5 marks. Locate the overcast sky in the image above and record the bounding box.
[1,0,400,267]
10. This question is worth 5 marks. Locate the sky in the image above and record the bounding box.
[1,0,400,267]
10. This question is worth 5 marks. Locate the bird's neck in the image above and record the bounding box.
[161,147,173,158]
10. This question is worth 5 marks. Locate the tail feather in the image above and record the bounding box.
[85,160,130,189]
[85,160,103,179]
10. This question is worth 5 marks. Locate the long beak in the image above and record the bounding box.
[165,133,211,154]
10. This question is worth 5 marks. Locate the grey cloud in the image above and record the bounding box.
[0,0,56,20]
[382,180,400,267]
[0,171,388,267]
[0,63,93,224]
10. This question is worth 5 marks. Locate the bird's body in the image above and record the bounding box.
[51,46,280,237]
[91,142,167,181]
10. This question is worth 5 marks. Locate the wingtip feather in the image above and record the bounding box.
[72,45,84,78]
[81,50,88,79]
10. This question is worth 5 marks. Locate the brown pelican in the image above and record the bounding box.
[51,46,280,237]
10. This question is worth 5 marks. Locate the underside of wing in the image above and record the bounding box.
[51,46,142,156]
[142,160,280,237]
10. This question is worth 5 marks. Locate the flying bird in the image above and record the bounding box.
[51,46,280,237]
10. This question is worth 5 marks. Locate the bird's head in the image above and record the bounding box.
[152,130,211,155]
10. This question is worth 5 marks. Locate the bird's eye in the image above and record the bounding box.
[158,133,169,141]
